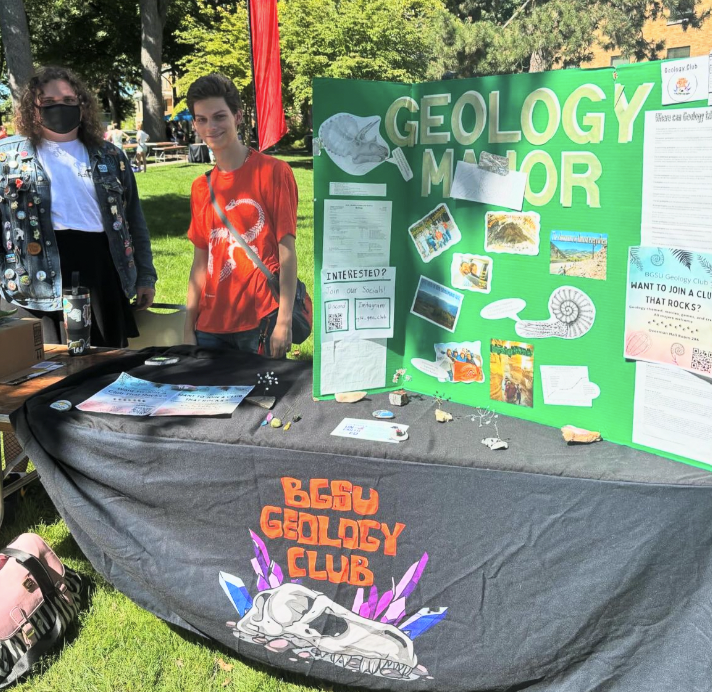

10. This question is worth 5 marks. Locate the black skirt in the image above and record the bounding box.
[8,230,138,348]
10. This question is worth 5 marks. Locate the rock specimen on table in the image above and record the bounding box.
[335,391,367,403]
[389,389,409,407]
[561,425,602,444]
[481,437,508,450]
[245,396,276,410]
[435,408,453,423]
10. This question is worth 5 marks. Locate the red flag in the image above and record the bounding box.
[249,0,288,151]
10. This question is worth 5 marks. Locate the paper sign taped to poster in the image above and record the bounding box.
[451,161,527,211]
[323,200,392,267]
[541,366,601,407]
[661,56,709,105]
[321,267,396,341]
[625,246,712,375]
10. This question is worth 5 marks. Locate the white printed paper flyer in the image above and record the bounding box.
[625,246,712,375]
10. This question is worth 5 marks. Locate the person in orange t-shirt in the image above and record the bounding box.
[183,74,298,358]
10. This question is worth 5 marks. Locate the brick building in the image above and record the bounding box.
[586,0,712,67]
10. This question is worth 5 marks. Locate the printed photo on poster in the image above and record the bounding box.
[485,212,540,255]
[408,204,461,263]
[550,231,607,280]
[450,253,493,293]
[410,276,464,333]
[490,339,534,408]
[625,246,712,375]
[434,341,485,383]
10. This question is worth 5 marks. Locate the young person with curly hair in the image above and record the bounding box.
[183,73,302,359]
[0,66,157,347]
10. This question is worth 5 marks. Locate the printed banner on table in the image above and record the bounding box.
[625,246,712,375]
[321,267,396,341]
[76,372,253,417]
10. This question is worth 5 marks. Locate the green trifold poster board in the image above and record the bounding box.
[312,57,712,471]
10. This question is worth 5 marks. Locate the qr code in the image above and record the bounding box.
[691,347,712,373]
[129,405,155,416]
[327,313,344,332]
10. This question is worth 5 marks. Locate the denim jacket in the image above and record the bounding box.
[0,135,157,311]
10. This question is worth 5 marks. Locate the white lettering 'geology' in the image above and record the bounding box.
[208,198,265,282]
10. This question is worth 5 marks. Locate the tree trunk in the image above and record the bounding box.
[529,49,550,73]
[0,0,34,108]
[139,0,169,142]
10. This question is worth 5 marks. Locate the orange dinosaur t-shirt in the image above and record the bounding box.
[188,151,298,333]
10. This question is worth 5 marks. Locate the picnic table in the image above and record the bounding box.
[0,345,127,528]
[151,143,189,163]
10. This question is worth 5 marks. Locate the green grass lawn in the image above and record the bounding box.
[1,155,328,692]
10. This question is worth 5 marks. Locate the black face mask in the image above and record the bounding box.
[39,104,81,134]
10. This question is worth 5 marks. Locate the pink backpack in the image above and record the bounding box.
[0,534,83,688]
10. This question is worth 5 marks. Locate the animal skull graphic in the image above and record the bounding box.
[233,583,418,678]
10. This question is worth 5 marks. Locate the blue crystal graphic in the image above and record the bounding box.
[219,572,253,617]
[399,607,448,639]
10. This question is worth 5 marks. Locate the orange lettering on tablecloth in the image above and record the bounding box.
[382,522,406,556]
[260,505,283,539]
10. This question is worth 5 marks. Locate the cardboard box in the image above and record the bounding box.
[0,318,44,379]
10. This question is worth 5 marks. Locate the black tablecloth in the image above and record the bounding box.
[11,346,712,691]
[188,143,211,163]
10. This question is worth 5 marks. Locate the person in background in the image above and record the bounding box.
[110,122,125,149]
[134,121,149,173]
[183,73,299,359]
[0,123,7,139]
[0,65,157,347]
[104,123,113,141]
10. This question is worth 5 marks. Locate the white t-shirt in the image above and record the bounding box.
[136,129,149,152]
[36,139,104,233]
[110,129,124,148]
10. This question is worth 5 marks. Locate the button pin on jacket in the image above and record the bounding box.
[19,275,30,286]
[6,253,16,262]
[4,268,14,279]
[33,230,40,240]
[113,220,122,230]
[111,205,118,215]
[33,195,41,204]
[6,280,16,290]
[10,202,17,210]
[30,218,38,226]
[98,164,108,173]
[5,241,11,251]
[20,150,29,159]
[27,242,42,256]
[0,153,6,162]
[36,270,46,281]
[16,211,26,220]
[14,228,24,241]
[8,160,18,169]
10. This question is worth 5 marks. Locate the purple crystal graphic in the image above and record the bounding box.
[399,607,448,639]
[381,552,429,625]
[249,529,284,591]
[352,588,365,614]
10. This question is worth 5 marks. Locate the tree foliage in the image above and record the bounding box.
[443,0,711,75]
[173,0,251,100]
[278,0,452,108]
